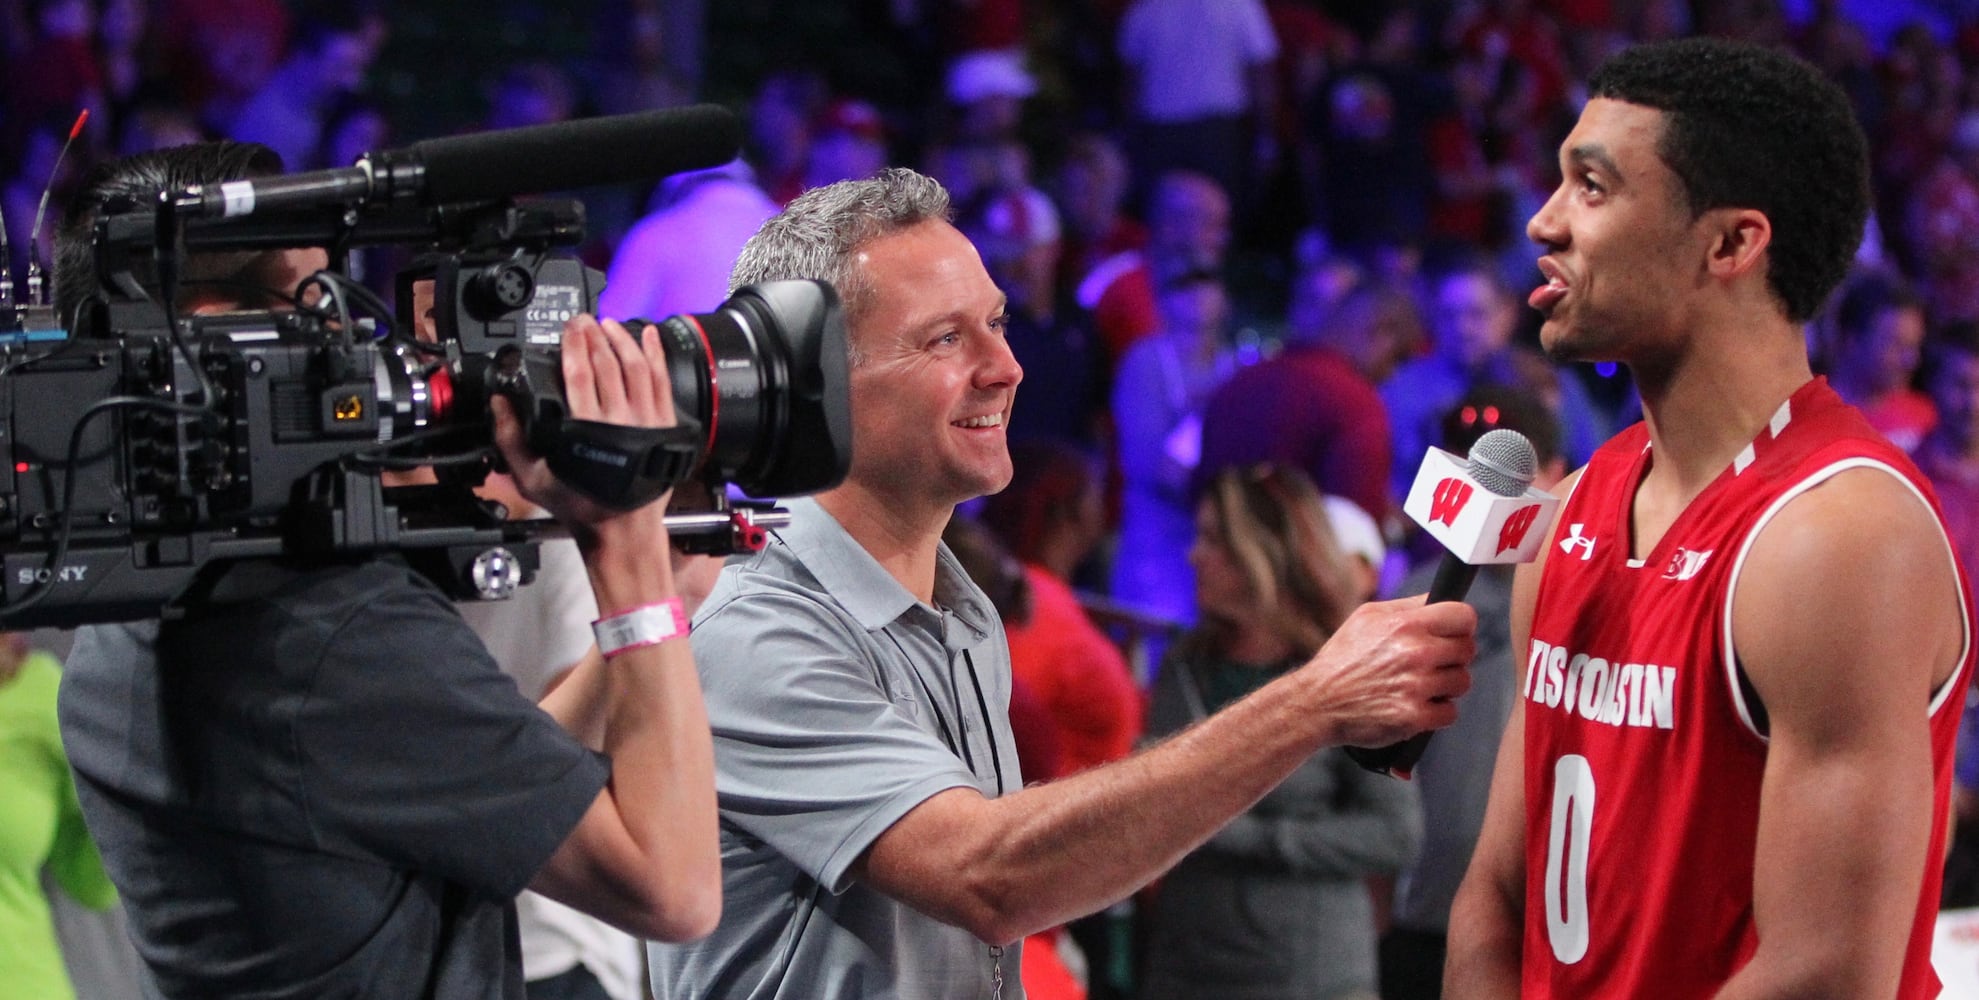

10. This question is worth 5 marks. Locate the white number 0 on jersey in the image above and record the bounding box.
[1545,754,1595,963]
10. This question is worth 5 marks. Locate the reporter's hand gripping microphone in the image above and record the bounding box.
[1345,428,1559,777]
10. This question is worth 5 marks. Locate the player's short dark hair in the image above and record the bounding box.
[1589,37,1869,323]
[55,141,286,328]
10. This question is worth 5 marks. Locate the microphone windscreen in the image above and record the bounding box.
[1467,428,1538,498]
[411,105,743,204]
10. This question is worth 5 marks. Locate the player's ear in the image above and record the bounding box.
[1704,207,1771,283]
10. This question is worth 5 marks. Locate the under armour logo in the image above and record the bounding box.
[1662,547,1713,581]
[1559,523,1596,561]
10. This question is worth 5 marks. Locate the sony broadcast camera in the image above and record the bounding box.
[0,106,851,629]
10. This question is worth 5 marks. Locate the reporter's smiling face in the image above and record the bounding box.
[844,220,1022,511]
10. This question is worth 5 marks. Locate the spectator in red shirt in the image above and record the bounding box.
[1052,132,1147,307]
[1449,0,1571,118]
[1196,257,1399,527]
[1075,170,1231,367]
[981,440,1144,779]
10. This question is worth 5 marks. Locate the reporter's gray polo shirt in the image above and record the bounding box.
[649,497,1026,1000]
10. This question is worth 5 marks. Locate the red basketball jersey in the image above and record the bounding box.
[1520,378,1970,998]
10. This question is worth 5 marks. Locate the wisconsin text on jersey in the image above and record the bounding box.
[1523,638,1676,730]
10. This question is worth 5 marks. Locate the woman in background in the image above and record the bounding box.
[1137,464,1420,1000]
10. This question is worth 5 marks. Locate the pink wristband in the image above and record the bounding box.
[592,597,688,657]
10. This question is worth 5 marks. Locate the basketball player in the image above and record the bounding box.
[1445,38,1974,999]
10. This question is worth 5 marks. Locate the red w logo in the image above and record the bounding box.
[1430,478,1474,526]
[1497,503,1543,554]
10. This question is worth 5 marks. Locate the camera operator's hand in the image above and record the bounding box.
[514,313,721,942]
[491,314,676,551]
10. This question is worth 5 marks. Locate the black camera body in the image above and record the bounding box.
[0,249,582,629]
[0,112,852,629]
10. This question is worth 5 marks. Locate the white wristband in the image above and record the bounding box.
[593,598,688,657]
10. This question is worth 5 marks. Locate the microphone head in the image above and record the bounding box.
[1402,427,1559,565]
[1467,428,1538,498]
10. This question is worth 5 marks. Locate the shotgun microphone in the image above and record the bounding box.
[176,104,743,219]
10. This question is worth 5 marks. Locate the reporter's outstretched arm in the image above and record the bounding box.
[498,315,720,942]
[854,595,1477,944]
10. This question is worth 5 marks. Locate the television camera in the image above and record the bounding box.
[0,106,852,629]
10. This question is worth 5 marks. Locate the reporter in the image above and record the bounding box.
[648,167,1475,999]
[54,142,720,999]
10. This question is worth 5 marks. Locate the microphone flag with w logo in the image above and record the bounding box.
[1402,445,1562,564]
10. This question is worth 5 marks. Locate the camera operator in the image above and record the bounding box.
[647,166,1477,998]
[53,142,722,998]
[52,143,327,326]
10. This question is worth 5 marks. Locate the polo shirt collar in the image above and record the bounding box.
[777,497,995,639]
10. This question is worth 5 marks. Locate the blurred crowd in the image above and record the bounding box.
[17,0,1979,999]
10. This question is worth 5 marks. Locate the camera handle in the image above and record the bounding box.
[490,344,706,511]
[535,417,704,511]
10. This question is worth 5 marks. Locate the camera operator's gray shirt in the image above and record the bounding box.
[648,497,1025,1000]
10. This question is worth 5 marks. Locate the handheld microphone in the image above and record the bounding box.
[178,104,743,219]
[1345,428,1559,778]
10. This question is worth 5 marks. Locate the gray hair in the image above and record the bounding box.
[729,167,952,350]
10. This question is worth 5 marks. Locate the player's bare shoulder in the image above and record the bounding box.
[1733,465,1964,698]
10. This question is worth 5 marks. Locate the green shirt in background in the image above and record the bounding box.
[0,651,115,1000]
